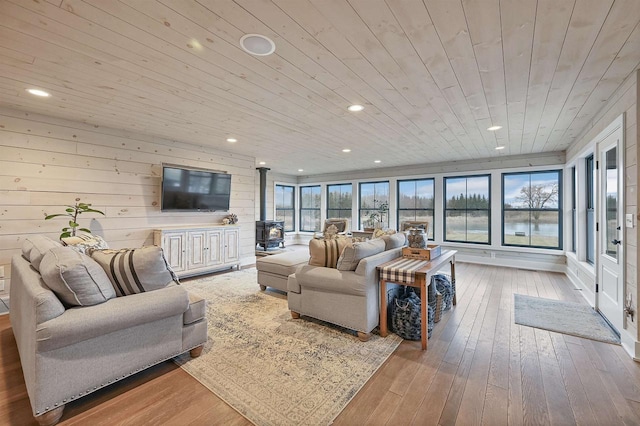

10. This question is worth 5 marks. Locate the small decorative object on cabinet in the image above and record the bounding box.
[154,225,240,278]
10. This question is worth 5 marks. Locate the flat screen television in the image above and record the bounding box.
[161,164,231,212]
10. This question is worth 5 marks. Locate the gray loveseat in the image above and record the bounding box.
[287,233,406,341]
[10,235,207,425]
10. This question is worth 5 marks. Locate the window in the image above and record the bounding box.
[502,171,562,249]
[586,155,595,264]
[571,166,576,253]
[397,178,435,239]
[300,185,321,232]
[327,183,352,220]
[275,184,295,232]
[444,175,490,244]
[359,181,389,229]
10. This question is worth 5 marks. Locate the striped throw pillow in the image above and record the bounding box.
[91,246,179,297]
[308,237,351,269]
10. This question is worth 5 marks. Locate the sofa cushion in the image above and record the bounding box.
[22,235,62,271]
[308,237,351,269]
[337,238,386,271]
[256,251,310,276]
[91,246,179,297]
[40,247,116,307]
[382,232,406,250]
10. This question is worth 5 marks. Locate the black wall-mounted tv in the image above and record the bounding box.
[161,164,231,212]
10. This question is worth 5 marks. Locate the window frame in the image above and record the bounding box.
[443,174,491,245]
[326,183,353,220]
[358,181,390,230]
[299,185,321,232]
[501,170,563,250]
[571,166,576,253]
[586,155,595,264]
[397,178,435,240]
[274,184,295,233]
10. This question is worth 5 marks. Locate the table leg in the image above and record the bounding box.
[380,280,388,337]
[419,276,427,351]
[450,257,457,306]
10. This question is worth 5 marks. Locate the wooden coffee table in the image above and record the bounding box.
[378,250,457,350]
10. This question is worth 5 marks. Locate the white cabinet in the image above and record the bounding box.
[154,225,240,278]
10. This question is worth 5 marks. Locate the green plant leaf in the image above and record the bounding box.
[60,232,71,239]
[45,214,68,220]
[65,208,75,213]
[83,208,105,215]
[79,228,92,233]
[69,221,79,228]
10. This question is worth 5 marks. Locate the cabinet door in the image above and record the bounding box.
[187,230,207,270]
[206,229,223,266]
[162,232,186,273]
[224,228,240,263]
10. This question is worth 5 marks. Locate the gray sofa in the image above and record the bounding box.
[287,234,405,341]
[10,236,207,425]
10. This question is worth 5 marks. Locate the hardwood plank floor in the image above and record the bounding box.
[2,263,640,425]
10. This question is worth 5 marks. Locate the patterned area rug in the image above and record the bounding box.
[514,294,620,345]
[175,269,402,426]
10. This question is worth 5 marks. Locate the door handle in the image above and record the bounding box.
[611,239,621,245]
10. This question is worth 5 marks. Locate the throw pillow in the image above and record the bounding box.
[90,246,179,297]
[372,228,396,239]
[61,233,109,255]
[40,246,116,307]
[337,238,386,271]
[21,235,62,272]
[308,237,351,269]
[382,232,406,250]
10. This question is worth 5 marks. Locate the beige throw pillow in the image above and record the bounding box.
[382,232,406,250]
[40,246,116,307]
[61,234,109,255]
[308,237,351,269]
[22,235,62,272]
[91,246,179,297]
[337,238,386,271]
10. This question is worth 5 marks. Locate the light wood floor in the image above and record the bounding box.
[2,263,640,425]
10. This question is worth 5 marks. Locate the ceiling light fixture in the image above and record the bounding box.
[26,88,50,97]
[298,169,304,172]
[348,104,364,112]
[240,34,276,56]
[487,125,502,131]
[226,138,237,143]
[374,160,381,163]
[342,148,351,153]
[258,161,266,165]
[495,146,505,150]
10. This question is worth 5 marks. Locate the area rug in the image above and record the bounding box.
[514,294,620,345]
[174,269,402,426]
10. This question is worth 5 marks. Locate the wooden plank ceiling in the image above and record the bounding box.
[0,0,638,175]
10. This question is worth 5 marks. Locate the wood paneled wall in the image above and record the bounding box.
[0,107,257,295]
[567,69,638,344]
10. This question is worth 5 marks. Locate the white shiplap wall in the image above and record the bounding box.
[0,107,257,295]
[566,69,638,346]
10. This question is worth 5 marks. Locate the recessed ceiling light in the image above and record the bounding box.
[348,104,364,112]
[298,169,304,172]
[342,148,351,153]
[226,138,237,143]
[240,34,276,56]
[495,146,505,150]
[258,161,266,165]
[26,89,50,97]
[374,160,381,163]
[487,125,502,131]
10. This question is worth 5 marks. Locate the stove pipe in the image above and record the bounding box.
[257,167,270,221]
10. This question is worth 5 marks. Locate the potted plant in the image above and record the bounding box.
[45,200,105,240]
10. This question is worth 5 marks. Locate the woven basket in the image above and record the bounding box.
[432,274,455,311]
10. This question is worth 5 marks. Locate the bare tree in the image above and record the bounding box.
[515,184,558,230]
